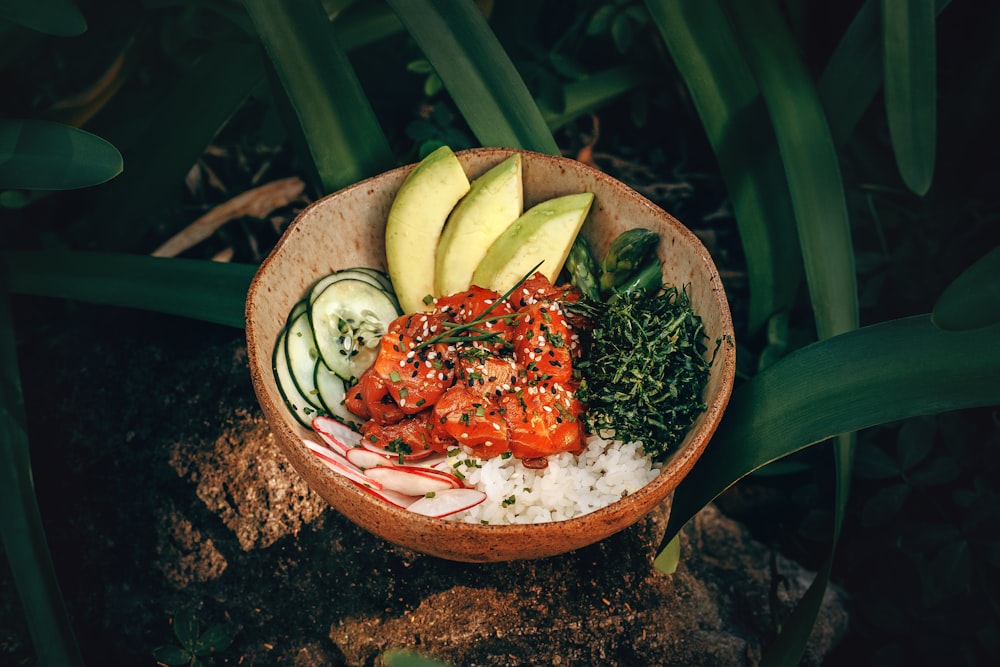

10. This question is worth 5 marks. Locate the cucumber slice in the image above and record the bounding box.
[273,329,323,427]
[310,278,400,381]
[309,269,401,312]
[286,298,308,326]
[348,267,394,292]
[285,311,324,410]
[314,361,364,430]
[309,271,383,303]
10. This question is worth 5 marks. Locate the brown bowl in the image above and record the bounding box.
[245,147,736,562]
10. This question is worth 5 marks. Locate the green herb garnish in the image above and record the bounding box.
[573,285,712,460]
[414,261,543,350]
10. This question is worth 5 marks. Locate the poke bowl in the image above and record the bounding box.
[245,147,736,562]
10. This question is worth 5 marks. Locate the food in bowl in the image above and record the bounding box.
[269,146,713,525]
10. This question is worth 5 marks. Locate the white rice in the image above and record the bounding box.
[442,435,661,524]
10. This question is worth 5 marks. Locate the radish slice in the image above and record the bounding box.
[416,452,448,469]
[301,438,381,489]
[407,488,487,518]
[312,415,362,455]
[351,481,419,509]
[345,447,396,470]
[365,466,462,496]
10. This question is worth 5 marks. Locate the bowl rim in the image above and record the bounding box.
[246,146,737,548]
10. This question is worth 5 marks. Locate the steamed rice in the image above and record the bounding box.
[444,435,660,524]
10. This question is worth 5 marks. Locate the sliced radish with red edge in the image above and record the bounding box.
[350,481,419,509]
[364,466,463,496]
[311,415,361,456]
[301,438,381,489]
[407,488,487,518]
[345,447,396,470]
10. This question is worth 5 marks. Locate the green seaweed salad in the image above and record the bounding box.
[564,229,713,461]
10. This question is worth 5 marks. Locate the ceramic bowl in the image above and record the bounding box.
[245,147,736,562]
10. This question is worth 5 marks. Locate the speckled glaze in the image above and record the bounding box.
[245,148,736,562]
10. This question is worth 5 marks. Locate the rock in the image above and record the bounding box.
[168,409,328,551]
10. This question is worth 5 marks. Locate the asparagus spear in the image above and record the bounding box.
[564,235,601,301]
[599,227,660,295]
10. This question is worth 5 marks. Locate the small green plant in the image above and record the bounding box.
[152,609,239,667]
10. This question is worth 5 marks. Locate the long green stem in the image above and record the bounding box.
[0,288,85,667]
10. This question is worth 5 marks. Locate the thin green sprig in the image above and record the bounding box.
[415,262,543,350]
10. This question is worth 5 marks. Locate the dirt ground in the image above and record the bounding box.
[1,298,847,666]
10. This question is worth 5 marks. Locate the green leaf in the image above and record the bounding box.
[172,609,200,648]
[0,290,85,667]
[658,315,1000,663]
[723,0,858,341]
[855,444,901,480]
[0,119,122,191]
[883,0,937,196]
[645,0,802,334]
[716,5,861,656]
[896,417,935,471]
[660,314,1000,551]
[924,540,972,603]
[898,521,961,552]
[818,0,950,147]
[861,483,910,526]
[93,41,265,251]
[193,622,239,655]
[541,66,653,132]
[151,644,192,665]
[932,243,1000,331]
[908,456,961,486]
[386,0,560,155]
[0,0,86,36]
[383,648,454,667]
[1,251,256,329]
[332,0,405,52]
[652,533,681,574]
[242,0,395,195]
[587,5,616,35]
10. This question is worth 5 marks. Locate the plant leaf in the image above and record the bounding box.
[332,0,404,52]
[896,416,935,471]
[931,243,1000,331]
[645,0,802,334]
[151,644,191,665]
[1,251,256,329]
[818,0,950,148]
[0,0,86,36]
[0,289,85,667]
[383,648,454,667]
[854,443,901,480]
[861,483,910,526]
[717,4,861,659]
[659,314,1000,551]
[908,456,961,487]
[386,0,560,155]
[193,622,239,655]
[657,315,1000,661]
[0,119,122,191]
[924,539,972,603]
[882,0,937,196]
[172,609,199,648]
[541,66,653,132]
[723,0,858,341]
[242,0,396,194]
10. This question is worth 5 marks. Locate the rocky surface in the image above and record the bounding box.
[4,302,848,666]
